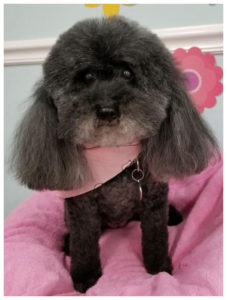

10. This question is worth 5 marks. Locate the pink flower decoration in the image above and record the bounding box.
[173,47,223,113]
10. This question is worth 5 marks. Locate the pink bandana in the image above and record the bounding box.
[55,143,141,198]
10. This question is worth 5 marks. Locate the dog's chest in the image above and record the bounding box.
[96,168,142,228]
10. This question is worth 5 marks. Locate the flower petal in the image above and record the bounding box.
[214,66,223,80]
[203,53,215,67]
[103,4,120,17]
[205,95,216,108]
[213,82,223,95]
[85,4,100,7]
[188,47,203,57]
[173,48,187,62]
[198,106,204,113]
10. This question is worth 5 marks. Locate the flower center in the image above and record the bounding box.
[183,69,201,93]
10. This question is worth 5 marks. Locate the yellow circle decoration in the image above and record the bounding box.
[85,4,135,17]
[102,4,120,17]
[85,4,100,7]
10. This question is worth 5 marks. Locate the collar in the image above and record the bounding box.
[55,143,141,198]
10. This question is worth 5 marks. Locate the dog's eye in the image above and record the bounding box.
[122,70,133,80]
[84,73,96,83]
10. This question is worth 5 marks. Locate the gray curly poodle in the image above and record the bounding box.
[12,16,217,293]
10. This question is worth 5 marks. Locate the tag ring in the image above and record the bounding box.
[131,168,144,182]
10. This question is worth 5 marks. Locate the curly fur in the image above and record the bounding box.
[11,16,217,293]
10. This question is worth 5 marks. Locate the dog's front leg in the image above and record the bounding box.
[65,195,102,293]
[141,182,172,275]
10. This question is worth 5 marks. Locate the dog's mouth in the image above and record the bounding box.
[95,118,120,128]
[84,141,140,149]
[76,114,150,148]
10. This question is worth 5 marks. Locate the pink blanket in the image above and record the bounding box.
[4,157,223,296]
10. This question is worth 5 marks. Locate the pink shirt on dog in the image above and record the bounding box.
[55,143,141,198]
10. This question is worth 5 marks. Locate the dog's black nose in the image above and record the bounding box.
[96,105,120,122]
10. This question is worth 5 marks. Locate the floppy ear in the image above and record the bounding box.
[142,77,218,181]
[11,83,88,190]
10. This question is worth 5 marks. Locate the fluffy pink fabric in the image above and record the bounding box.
[4,157,223,296]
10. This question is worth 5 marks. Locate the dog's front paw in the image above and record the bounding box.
[71,265,102,293]
[145,256,172,275]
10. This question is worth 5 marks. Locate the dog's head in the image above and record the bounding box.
[12,16,217,190]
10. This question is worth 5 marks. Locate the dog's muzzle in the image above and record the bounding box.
[96,105,120,123]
